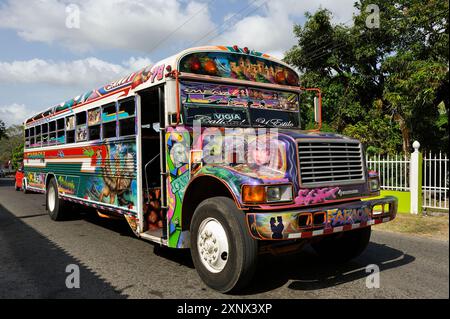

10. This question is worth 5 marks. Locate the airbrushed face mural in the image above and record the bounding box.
[165,125,296,247]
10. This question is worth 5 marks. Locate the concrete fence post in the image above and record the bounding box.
[410,141,423,214]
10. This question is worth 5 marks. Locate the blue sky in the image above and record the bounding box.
[0,0,357,126]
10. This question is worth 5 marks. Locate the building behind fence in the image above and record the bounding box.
[366,142,449,213]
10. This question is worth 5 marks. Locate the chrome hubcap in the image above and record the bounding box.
[197,217,229,273]
[48,186,56,212]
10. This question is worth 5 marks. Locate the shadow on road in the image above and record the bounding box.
[0,201,127,298]
[234,240,416,295]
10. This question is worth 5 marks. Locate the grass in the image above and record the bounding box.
[374,213,449,241]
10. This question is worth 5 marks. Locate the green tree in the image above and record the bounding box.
[11,143,24,170]
[0,124,24,168]
[284,0,449,155]
[0,120,7,140]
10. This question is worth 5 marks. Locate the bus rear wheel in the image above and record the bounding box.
[190,197,258,293]
[22,180,29,194]
[46,178,67,221]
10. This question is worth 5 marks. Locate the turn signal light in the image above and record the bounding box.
[242,185,265,203]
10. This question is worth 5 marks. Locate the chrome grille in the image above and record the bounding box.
[298,140,365,187]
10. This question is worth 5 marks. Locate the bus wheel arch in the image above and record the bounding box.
[181,175,239,232]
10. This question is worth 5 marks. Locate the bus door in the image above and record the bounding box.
[138,86,167,239]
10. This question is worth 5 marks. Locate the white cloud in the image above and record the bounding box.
[0,0,359,57]
[0,0,215,53]
[212,0,358,58]
[0,103,27,126]
[0,56,152,86]
[0,56,153,125]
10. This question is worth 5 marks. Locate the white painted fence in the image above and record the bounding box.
[366,154,410,191]
[366,143,449,212]
[423,152,449,211]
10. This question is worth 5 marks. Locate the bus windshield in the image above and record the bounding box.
[181,81,300,128]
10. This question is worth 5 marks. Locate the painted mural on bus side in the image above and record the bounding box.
[84,141,137,211]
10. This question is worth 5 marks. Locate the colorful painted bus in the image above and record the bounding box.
[22,45,397,292]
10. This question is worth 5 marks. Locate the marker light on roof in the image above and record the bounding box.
[190,57,201,72]
[203,59,217,75]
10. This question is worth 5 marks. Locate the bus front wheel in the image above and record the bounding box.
[46,178,67,221]
[190,197,258,293]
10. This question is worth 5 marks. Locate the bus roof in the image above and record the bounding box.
[24,45,299,126]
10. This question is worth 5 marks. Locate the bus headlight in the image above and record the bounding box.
[266,185,293,203]
[369,177,380,192]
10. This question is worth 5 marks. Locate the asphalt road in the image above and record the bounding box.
[0,177,448,299]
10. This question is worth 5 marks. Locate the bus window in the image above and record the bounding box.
[76,112,87,142]
[66,115,75,130]
[102,103,117,122]
[29,127,35,148]
[42,123,48,146]
[67,131,75,144]
[25,128,30,148]
[35,125,42,147]
[103,122,116,139]
[49,122,57,145]
[56,118,64,130]
[56,118,65,144]
[89,125,101,141]
[88,108,101,126]
[57,130,65,144]
[88,108,101,141]
[118,99,135,137]
[66,115,75,144]
[49,121,56,132]
[102,103,117,139]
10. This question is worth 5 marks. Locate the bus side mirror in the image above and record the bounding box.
[314,96,321,124]
[301,87,322,131]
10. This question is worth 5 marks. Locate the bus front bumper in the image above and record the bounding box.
[246,196,398,240]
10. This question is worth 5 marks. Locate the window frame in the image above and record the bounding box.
[66,115,76,144]
[56,118,65,145]
[102,102,118,140]
[75,111,88,143]
[118,97,136,137]
[88,107,102,142]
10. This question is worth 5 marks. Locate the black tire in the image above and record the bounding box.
[22,180,29,194]
[312,226,371,263]
[46,178,67,221]
[190,197,258,293]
